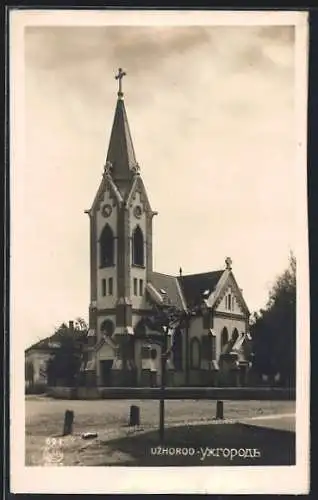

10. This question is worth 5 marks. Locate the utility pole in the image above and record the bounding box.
[159,324,168,442]
[185,313,190,386]
[147,300,199,442]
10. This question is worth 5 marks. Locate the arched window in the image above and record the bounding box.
[100,319,115,337]
[100,224,114,268]
[132,226,144,266]
[221,327,229,349]
[232,328,239,342]
[190,337,201,369]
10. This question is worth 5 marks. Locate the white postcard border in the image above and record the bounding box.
[9,8,310,495]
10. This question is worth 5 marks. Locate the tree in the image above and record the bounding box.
[75,317,88,333]
[48,319,88,387]
[251,253,296,386]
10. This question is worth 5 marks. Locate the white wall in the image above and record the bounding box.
[187,314,247,365]
[188,317,204,339]
[25,351,50,383]
[97,342,116,361]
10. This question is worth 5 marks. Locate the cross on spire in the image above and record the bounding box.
[115,68,126,98]
[225,257,232,270]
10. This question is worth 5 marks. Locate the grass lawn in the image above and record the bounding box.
[25,396,295,466]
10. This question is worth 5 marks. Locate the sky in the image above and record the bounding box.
[12,20,300,348]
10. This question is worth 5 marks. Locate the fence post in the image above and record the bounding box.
[216,400,224,420]
[63,410,74,436]
[129,405,140,426]
[159,327,168,442]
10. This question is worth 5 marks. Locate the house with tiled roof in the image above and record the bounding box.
[83,69,253,387]
[25,321,87,388]
[25,335,62,388]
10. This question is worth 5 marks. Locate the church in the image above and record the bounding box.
[82,69,253,388]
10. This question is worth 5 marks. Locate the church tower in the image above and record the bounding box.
[86,69,156,385]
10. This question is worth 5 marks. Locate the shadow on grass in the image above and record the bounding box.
[100,423,295,466]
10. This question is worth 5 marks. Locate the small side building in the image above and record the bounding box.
[25,320,87,390]
[25,339,59,389]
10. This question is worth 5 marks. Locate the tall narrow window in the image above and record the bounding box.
[139,279,143,296]
[226,294,232,310]
[232,328,239,342]
[133,278,138,296]
[102,279,106,296]
[132,226,144,266]
[221,327,229,349]
[100,224,114,268]
[108,277,113,295]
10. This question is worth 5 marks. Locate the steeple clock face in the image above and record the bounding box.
[101,204,112,218]
[134,205,142,219]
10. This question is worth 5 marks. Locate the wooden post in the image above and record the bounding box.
[159,326,168,442]
[129,405,140,426]
[185,314,190,386]
[63,410,74,436]
[216,400,224,419]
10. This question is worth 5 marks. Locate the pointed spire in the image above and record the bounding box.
[105,68,138,183]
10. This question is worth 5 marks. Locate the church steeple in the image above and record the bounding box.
[88,68,156,371]
[105,68,138,184]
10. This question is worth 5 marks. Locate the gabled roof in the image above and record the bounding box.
[89,172,124,214]
[177,270,224,309]
[93,334,117,353]
[105,97,138,183]
[25,337,60,354]
[25,328,87,354]
[212,271,250,316]
[126,174,153,213]
[150,272,187,311]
